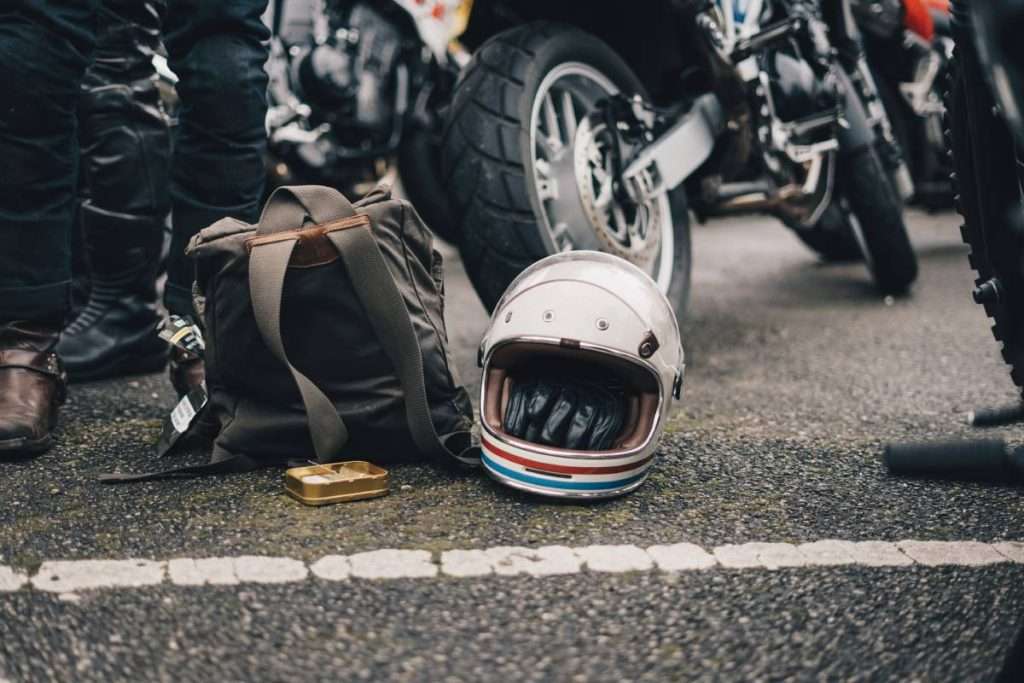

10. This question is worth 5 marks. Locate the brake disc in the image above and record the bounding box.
[573,114,662,268]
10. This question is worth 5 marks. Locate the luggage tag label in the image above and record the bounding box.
[157,384,208,457]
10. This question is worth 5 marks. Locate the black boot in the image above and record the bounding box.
[58,204,167,382]
[59,2,171,383]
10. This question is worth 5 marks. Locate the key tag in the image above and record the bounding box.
[159,315,205,357]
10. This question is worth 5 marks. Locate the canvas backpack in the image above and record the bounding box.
[103,184,478,481]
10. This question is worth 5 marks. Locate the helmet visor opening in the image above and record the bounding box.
[482,342,660,454]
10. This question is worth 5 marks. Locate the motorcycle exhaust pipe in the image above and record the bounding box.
[702,181,804,214]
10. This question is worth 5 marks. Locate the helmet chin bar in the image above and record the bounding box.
[479,340,665,500]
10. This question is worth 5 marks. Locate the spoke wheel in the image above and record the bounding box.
[526,65,674,291]
[441,23,691,317]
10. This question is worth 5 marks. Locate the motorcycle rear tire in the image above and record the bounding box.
[398,126,461,244]
[837,144,919,294]
[790,202,864,263]
[441,23,691,317]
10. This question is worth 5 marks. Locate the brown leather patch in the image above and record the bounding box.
[245,214,370,251]
[245,214,372,268]
[290,227,339,268]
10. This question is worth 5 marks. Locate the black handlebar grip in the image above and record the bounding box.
[883,439,1010,476]
[968,404,1024,427]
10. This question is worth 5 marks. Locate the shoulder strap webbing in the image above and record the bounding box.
[323,222,478,467]
[248,237,350,462]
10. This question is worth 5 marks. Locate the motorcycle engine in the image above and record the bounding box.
[292,2,403,136]
[269,0,410,182]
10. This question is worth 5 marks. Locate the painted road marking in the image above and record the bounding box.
[647,543,717,571]
[994,542,1024,563]
[490,546,581,576]
[167,558,239,586]
[309,555,351,581]
[32,559,165,593]
[234,556,309,584]
[897,541,1006,567]
[349,549,438,579]
[0,566,27,592]
[3,540,1023,594]
[714,543,808,570]
[576,545,654,573]
[441,546,581,577]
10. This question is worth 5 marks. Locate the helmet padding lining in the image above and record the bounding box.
[483,343,659,453]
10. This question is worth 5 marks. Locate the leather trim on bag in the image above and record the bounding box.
[245,214,373,268]
[245,214,371,250]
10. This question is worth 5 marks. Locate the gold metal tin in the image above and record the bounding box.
[285,461,389,506]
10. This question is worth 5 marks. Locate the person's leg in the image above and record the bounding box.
[163,0,269,317]
[0,0,96,458]
[162,0,269,395]
[57,0,172,382]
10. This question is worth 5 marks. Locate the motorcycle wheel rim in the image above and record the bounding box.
[527,62,675,293]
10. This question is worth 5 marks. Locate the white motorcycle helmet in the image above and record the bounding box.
[478,251,685,499]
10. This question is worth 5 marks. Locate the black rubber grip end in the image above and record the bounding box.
[883,439,1010,476]
[969,404,1024,427]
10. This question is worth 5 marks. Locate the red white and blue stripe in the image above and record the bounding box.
[480,433,653,497]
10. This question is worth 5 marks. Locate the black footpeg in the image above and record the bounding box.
[787,109,843,138]
[731,17,804,62]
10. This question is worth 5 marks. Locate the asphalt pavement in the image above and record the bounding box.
[3,209,1024,681]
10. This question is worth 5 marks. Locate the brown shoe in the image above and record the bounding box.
[0,322,67,458]
[169,345,205,398]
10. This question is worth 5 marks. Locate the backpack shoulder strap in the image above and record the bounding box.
[248,236,350,462]
[323,220,479,467]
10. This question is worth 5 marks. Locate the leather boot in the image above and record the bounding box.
[58,203,167,382]
[62,9,171,383]
[0,322,67,458]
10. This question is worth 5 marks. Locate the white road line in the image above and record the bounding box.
[575,545,654,573]
[0,566,27,592]
[440,549,494,577]
[994,542,1024,563]
[3,540,1023,594]
[793,540,854,566]
[843,541,915,567]
[897,541,1006,567]
[167,557,239,586]
[234,556,309,584]
[714,543,808,570]
[32,560,165,593]
[489,546,581,576]
[348,549,437,579]
[309,555,351,581]
[647,543,717,571]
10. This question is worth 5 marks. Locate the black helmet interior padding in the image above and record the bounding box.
[503,377,626,450]
[485,345,660,453]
